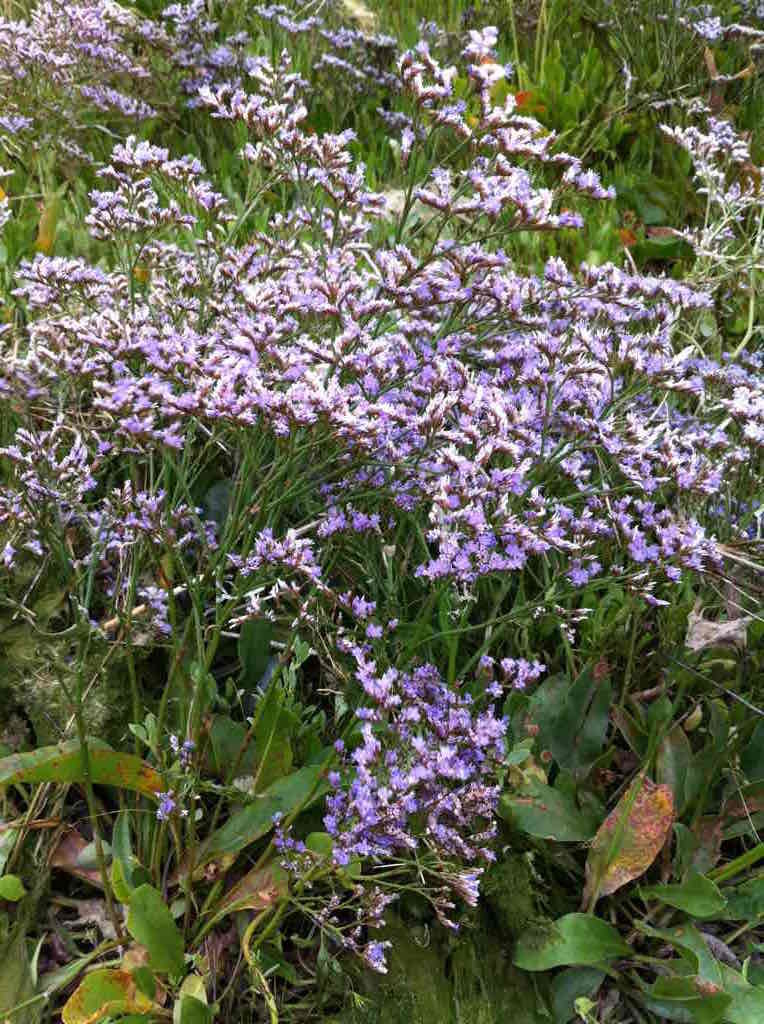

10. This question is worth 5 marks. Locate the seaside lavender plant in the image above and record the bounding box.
[0,2,761,1021]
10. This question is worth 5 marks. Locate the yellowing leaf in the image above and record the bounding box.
[583,776,674,910]
[61,968,153,1024]
[35,195,61,255]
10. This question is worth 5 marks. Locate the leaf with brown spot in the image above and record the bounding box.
[583,776,674,910]
[61,968,153,1024]
[0,740,162,797]
[221,862,289,912]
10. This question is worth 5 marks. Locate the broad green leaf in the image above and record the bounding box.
[640,871,727,918]
[529,668,612,780]
[305,832,334,857]
[724,877,764,921]
[657,726,692,815]
[202,479,233,529]
[513,913,630,971]
[173,974,210,1024]
[0,821,18,876]
[111,810,139,898]
[238,618,274,689]
[127,885,185,977]
[111,811,132,870]
[131,967,156,1002]
[610,706,648,757]
[741,722,764,782]
[637,922,723,987]
[499,781,599,842]
[76,841,111,871]
[550,966,605,1023]
[176,997,211,1024]
[642,975,730,1024]
[201,765,327,864]
[0,741,162,797]
[719,964,764,1023]
[61,969,152,1024]
[0,874,26,901]
[248,679,298,790]
[208,716,258,778]
[583,776,674,909]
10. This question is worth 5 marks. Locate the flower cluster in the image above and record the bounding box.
[0,0,161,161]
[324,653,506,868]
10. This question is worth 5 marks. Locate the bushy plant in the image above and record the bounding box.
[0,3,761,1023]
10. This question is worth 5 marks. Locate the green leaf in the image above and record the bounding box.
[499,781,599,841]
[305,832,334,857]
[513,913,630,971]
[0,929,39,1024]
[201,765,327,864]
[529,668,612,780]
[0,741,162,797]
[127,885,185,977]
[724,877,764,921]
[0,874,26,901]
[0,820,18,876]
[551,967,605,1023]
[110,856,131,905]
[209,716,256,778]
[640,871,726,918]
[642,975,730,1024]
[249,679,298,790]
[719,964,764,1023]
[202,479,233,529]
[177,997,212,1024]
[238,619,274,689]
[131,967,156,1002]
[173,975,210,1024]
[741,722,764,782]
[637,922,723,987]
[657,726,693,815]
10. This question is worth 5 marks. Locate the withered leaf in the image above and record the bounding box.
[583,776,674,910]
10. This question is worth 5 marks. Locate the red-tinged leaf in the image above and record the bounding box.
[691,816,723,874]
[723,782,764,822]
[61,969,153,1024]
[221,862,288,912]
[583,776,674,909]
[619,228,638,248]
[0,741,162,797]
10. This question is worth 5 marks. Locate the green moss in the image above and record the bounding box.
[451,931,546,1024]
[481,854,553,946]
[340,886,549,1024]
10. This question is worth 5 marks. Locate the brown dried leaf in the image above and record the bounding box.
[583,776,674,909]
[686,605,751,652]
[70,899,118,940]
[50,830,103,889]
